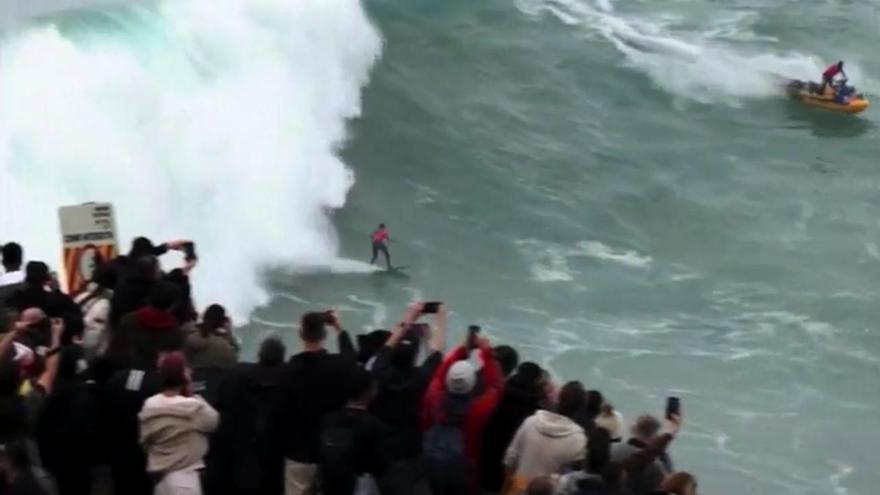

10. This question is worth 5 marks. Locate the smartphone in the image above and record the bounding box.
[183,242,198,261]
[467,325,481,349]
[665,396,681,420]
[421,302,443,314]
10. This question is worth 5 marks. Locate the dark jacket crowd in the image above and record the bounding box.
[0,239,699,495]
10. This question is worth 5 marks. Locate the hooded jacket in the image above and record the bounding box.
[480,372,544,491]
[503,410,587,493]
[186,332,237,370]
[119,306,183,367]
[422,345,504,489]
[139,393,220,474]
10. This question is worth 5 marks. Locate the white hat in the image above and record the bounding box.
[596,408,625,441]
[445,360,477,395]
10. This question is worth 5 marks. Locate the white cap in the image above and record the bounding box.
[445,360,477,395]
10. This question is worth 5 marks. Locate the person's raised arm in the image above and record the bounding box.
[38,318,65,394]
[327,310,355,358]
[429,304,448,353]
[385,302,423,348]
[471,338,504,411]
[181,258,198,275]
[619,414,681,474]
[422,343,469,427]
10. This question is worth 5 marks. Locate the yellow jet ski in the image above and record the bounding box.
[786,79,869,114]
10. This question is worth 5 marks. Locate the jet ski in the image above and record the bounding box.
[786,79,869,114]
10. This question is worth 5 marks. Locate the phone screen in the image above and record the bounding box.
[183,242,197,261]
[666,396,681,419]
[421,302,442,314]
[467,325,481,349]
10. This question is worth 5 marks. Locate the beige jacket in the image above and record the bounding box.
[504,410,587,493]
[139,393,220,474]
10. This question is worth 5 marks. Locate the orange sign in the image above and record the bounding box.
[58,203,118,295]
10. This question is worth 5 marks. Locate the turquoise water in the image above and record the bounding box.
[271,1,880,493]
[2,0,879,493]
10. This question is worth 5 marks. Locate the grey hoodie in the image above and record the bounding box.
[504,410,587,492]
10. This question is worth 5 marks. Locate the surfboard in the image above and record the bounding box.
[372,265,410,280]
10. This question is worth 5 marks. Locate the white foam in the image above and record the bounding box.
[516,0,874,104]
[580,241,652,268]
[0,0,382,320]
[516,239,576,282]
[828,460,854,495]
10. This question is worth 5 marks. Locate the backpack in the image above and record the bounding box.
[423,395,470,488]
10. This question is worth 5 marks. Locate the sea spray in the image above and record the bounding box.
[515,0,875,104]
[0,0,382,319]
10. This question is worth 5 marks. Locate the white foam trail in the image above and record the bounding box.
[516,239,576,282]
[580,241,652,268]
[516,0,874,104]
[0,0,382,320]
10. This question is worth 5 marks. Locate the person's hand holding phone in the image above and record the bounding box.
[403,302,424,325]
[420,302,442,315]
[664,413,682,436]
[166,239,190,250]
[182,242,198,262]
[664,396,683,436]
[325,310,342,331]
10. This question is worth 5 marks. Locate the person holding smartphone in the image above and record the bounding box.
[421,321,504,495]
[274,310,358,495]
[372,302,448,495]
[610,414,675,495]
[557,401,684,495]
[139,353,219,495]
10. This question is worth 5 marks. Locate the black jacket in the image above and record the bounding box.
[108,277,154,329]
[36,378,98,495]
[0,395,27,443]
[1,471,50,495]
[610,438,674,495]
[207,362,286,495]
[370,347,441,460]
[479,374,544,491]
[319,406,389,495]
[99,367,161,495]
[275,332,357,464]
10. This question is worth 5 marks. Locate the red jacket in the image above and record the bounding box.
[422,345,504,488]
[823,64,842,78]
[371,228,388,243]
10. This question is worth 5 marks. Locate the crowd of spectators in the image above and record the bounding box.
[0,237,698,495]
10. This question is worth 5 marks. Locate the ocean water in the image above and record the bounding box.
[2,0,880,494]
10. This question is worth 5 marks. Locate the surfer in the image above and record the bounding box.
[819,61,846,95]
[370,223,393,269]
